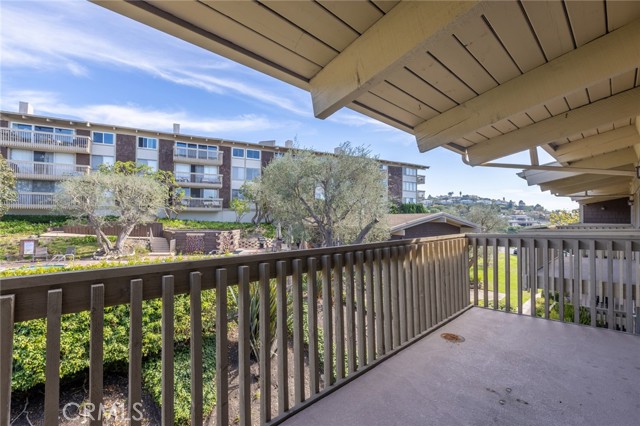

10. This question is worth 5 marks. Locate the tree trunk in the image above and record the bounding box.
[114,223,136,255]
[353,218,380,245]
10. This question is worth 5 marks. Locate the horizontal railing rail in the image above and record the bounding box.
[175,172,223,185]
[0,235,469,425]
[0,128,91,151]
[468,233,639,335]
[8,160,90,177]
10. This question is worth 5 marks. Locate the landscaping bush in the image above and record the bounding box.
[11,290,218,392]
[142,338,217,425]
[159,218,275,238]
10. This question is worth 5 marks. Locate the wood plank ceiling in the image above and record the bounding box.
[94,0,640,204]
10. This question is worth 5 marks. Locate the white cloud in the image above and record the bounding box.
[0,0,310,116]
[0,89,294,135]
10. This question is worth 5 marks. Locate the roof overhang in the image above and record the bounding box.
[93,0,640,204]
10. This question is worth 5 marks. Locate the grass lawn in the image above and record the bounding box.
[471,251,532,310]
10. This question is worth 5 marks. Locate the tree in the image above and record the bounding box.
[241,182,272,224]
[397,203,427,214]
[549,209,580,226]
[55,164,168,256]
[256,143,389,247]
[230,197,250,222]
[466,204,508,233]
[0,154,17,218]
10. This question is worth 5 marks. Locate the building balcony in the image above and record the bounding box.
[1,233,638,424]
[0,128,91,153]
[8,191,55,209]
[180,196,223,211]
[174,147,223,166]
[417,190,425,201]
[416,174,425,185]
[8,160,90,180]
[175,172,223,189]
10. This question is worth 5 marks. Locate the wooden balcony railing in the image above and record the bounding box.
[8,160,90,179]
[469,233,640,334]
[0,235,469,425]
[0,128,91,153]
[8,192,55,208]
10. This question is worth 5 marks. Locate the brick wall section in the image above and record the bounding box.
[116,134,136,163]
[261,150,274,169]
[76,153,90,166]
[158,139,175,172]
[582,197,631,224]
[75,129,90,137]
[388,166,402,204]
[390,222,461,240]
[220,146,231,208]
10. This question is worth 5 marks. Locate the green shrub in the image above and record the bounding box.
[11,290,217,392]
[159,218,275,238]
[142,338,217,425]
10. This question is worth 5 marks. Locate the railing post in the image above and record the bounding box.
[0,295,15,426]
[89,284,104,426]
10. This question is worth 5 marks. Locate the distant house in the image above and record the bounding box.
[387,213,480,240]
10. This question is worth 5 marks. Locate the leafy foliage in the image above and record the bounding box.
[230,197,251,223]
[466,204,508,233]
[55,162,168,256]
[158,218,275,238]
[0,154,17,218]
[395,203,427,214]
[549,209,580,226]
[255,143,389,246]
[142,338,217,425]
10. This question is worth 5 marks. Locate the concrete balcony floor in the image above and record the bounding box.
[282,308,640,426]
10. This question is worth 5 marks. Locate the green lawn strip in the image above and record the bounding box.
[471,252,531,310]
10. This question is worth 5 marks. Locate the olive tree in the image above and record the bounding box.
[0,154,17,218]
[467,204,508,233]
[256,143,389,247]
[55,168,167,256]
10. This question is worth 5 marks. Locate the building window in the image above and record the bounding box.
[91,155,114,170]
[274,152,285,159]
[246,149,260,160]
[137,159,158,171]
[403,197,416,204]
[93,131,115,145]
[403,181,417,192]
[232,148,245,158]
[137,137,157,149]
[403,167,417,176]
[232,189,245,200]
[245,168,260,180]
[232,166,245,180]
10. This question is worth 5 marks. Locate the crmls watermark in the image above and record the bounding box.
[62,401,144,422]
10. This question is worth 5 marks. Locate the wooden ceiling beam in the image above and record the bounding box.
[415,18,640,151]
[554,125,640,163]
[465,87,640,165]
[310,1,481,119]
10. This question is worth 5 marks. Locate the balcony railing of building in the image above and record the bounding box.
[175,172,223,187]
[416,175,425,185]
[8,192,55,209]
[174,147,223,165]
[417,190,425,201]
[1,233,638,424]
[181,196,223,210]
[0,128,91,153]
[8,160,90,180]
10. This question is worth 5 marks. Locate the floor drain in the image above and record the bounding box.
[440,333,465,343]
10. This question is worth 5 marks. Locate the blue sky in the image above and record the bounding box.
[0,0,577,210]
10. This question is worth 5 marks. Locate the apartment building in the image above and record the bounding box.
[1,103,427,221]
